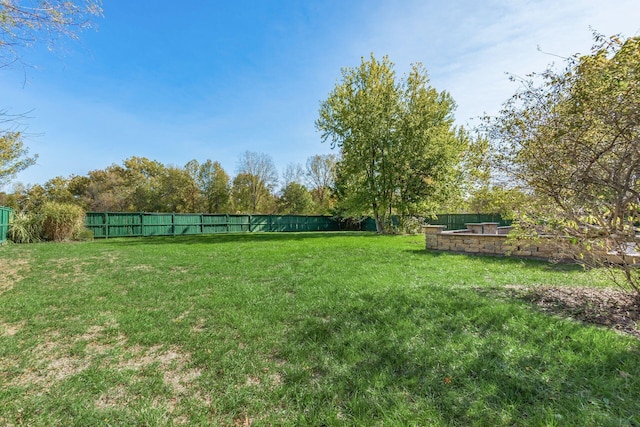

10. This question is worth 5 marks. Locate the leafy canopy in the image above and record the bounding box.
[488,34,640,297]
[317,54,466,232]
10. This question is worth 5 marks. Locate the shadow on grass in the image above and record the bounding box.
[406,247,585,273]
[95,231,378,246]
[278,286,640,425]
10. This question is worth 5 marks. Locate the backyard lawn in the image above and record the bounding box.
[1,232,639,426]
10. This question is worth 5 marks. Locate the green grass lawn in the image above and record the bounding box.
[1,232,639,426]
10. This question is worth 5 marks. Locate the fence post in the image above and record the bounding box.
[0,207,12,244]
[104,212,109,239]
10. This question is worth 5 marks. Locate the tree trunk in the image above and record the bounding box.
[373,203,385,233]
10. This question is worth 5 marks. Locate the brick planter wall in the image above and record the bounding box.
[424,223,639,264]
[424,224,560,260]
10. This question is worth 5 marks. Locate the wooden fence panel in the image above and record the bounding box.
[85,212,341,238]
[0,207,11,244]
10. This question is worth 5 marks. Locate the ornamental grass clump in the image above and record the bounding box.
[8,211,43,243]
[40,202,85,242]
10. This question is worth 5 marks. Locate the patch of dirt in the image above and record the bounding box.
[506,285,640,339]
[173,306,193,323]
[191,318,207,333]
[0,320,25,336]
[130,264,153,272]
[47,257,97,284]
[94,384,129,409]
[0,257,31,294]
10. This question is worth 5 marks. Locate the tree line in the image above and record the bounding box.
[0,152,339,215]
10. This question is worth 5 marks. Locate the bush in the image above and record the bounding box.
[73,228,94,241]
[40,202,85,242]
[397,216,426,235]
[8,211,43,243]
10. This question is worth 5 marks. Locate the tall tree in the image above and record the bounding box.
[157,166,199,213]
[185,159,230,213]
[278,182,313,215]
[43,176,75,204]
[488,34,640,298]
[317,55,466,232]
[122,156,165,212]
[235,151,278,213]
[281,162,305,188]
[305,154,336,214]
[231,172,275,214]
[395,64,467,216]
[80,165,129,212]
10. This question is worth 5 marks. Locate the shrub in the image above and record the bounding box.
[8,211,43,243]
[40,202,85,242]
[397,216,426,235]
[73,228,94,241]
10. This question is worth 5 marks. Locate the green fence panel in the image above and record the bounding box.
[227,215,250,233]
[250,215,271,232]
[107,212,143,237]
[429,213,510,230]
[202,214,230,233]
[142,213,173,236]
[86,212,106,238]
[270,215,289,232]
[173,214,202,235]
[85,212,507,238]
[0,206,11,244]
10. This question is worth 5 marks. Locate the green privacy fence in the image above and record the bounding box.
[4,209,509,241]
[86,212,509,238]
[85,212,341,238]
[0,207,11,244]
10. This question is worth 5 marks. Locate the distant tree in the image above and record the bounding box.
[466,185,530,219]
[0,190,17,209]
[43,176,75,205]
[235,151,278,213]
[185,159,230,213]
[317,55,466,232]
[278,182,313,215]
[157,166,200,213]
[67,174,90,207]
[78,158,166,212]
[19,183,46,212]
[122,156,166,211]
[305,154,336,214]
[487,34,640,298]
[81,165,129,212]
[456,134,530,217]
[281,162,305,188]
[231,172,275,214]
[1,182,29,210]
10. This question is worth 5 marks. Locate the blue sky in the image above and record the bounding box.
[1,0,639,191]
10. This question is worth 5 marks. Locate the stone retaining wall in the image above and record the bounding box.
[424,223,640,264]
[424,223,560,260]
